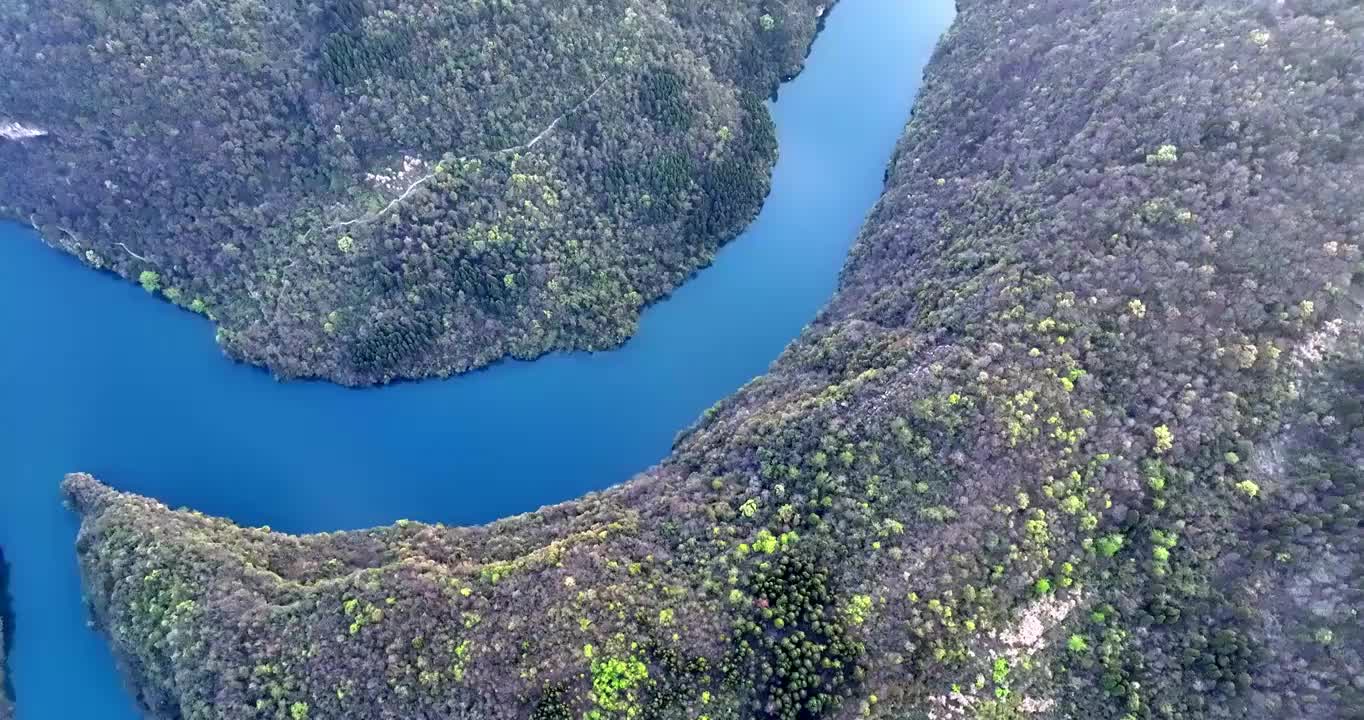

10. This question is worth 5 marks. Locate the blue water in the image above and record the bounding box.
[0,2,952,717]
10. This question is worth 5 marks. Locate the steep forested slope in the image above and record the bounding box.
[0,0,828,384]
[65,1,1363,719]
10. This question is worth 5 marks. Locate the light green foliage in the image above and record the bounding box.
[975,697,1022,720]
[992,657,1010,686]
[1152,425,1174,453]
[1025,515,1050,543]
[589,656,648,717]
[753,529,778,554]
[1150,529,1177,574]
[289,702,309,720]
[138,270,161,292]
[1096,533,1124,557]
[845,594,873,625]
[1235,480,1260,498]
[1068,634,1089,652]
[450,639,473,681]
[1151,529,1178,548]
[1146,144,1179,165]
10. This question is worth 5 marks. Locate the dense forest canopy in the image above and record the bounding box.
[0,0,829,384]
[62,0,1364,719]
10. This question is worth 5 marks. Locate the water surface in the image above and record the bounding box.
[0,3,953,716]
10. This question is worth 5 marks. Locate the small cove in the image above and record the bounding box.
[0,2,954,716]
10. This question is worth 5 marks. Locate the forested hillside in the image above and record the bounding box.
[0,0,829,384]
[64,1,1363,719]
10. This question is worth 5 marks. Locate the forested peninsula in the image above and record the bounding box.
[0,0,829,385]
[65,1,1363,719]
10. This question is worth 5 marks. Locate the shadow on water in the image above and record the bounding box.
[0,1,955,717]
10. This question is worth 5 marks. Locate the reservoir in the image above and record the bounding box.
[0,2,954,716]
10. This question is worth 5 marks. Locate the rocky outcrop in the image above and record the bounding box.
[0,121,46,141]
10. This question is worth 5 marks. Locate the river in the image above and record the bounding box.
[0,2,953,716]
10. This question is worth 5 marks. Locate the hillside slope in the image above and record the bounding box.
[65,1,1363,719]
[0,0,829,385]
